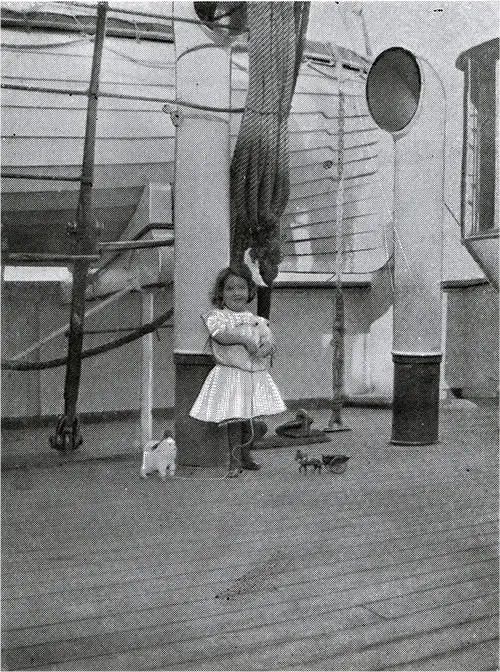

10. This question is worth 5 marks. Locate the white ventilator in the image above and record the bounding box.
[366,47,445,445]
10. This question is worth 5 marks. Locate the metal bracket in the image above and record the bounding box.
[49,414,83,452]
[163,104,183,127]
[67,220,102,237]
[67,221,78,235]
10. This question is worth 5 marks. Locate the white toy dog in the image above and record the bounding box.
[234,316,274,350]
[140,431,177,479]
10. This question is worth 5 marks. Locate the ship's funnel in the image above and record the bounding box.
[366,48,446,445]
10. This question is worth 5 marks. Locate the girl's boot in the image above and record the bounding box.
[240,421,261,470]
[225,422,241,476]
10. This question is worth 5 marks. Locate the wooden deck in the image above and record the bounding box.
[1,405,498,670]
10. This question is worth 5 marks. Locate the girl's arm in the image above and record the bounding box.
[255,321,276,359]
[212,327,259,354]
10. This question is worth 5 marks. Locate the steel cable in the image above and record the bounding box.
[2,307,173,371]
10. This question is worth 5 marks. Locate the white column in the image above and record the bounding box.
[173,4,231,356]
[172,3,233,470]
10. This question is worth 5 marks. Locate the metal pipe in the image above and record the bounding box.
[78,325,173,335]
[459,58,470,242]
[1,83,245,114]
[0,17,172,42]
[6,252,99,263]
[141,292,154,447]
[97,237,174,251]
[1,172,82,182]
[366,47,446,446]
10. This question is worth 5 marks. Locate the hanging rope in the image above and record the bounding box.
[325,46,349,431]
[230,1,310,287]
[2,307,173,371]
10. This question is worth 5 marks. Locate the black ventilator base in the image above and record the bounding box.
[391,352,442,446]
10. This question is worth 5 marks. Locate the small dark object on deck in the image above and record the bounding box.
[323,420,352,433]
[215,551,292,600]
[256,410,330,449]
[295,449,322,473]
[252,420,268,441]
[49,414,83,452]
[322,454,350,474]
[276,408,314,438]
[254,432,331,449]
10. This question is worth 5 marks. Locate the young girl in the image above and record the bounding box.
[189,263,286,471]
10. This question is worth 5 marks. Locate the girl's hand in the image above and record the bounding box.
[255,342,275,359]
[243,338,259,355]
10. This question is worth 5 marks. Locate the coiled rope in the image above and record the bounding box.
[230,1,310,287]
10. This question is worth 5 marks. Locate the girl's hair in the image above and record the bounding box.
[212,263,257,308]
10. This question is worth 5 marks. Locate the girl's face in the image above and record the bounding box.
[223,274,249,312]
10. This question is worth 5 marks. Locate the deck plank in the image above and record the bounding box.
[2,513,497,597]
[2,529,497,646]
[391,638,500,671]
[2,543,497,668]
[300,614,499,672]
[3,554,497,640]
[2,490,497,590]
[2,406,498,670]
[2,536,498,620]
[12,596,496,671]
[3,512,497,574]
[2,466,496,553]
[182,598,498,672]
[4,490,495,599]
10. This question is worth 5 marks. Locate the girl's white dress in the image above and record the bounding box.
[189,308,286,424]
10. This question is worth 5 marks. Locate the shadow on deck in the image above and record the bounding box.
[1,405,498,671]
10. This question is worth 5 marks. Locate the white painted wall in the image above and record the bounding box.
[2,279,497,420]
